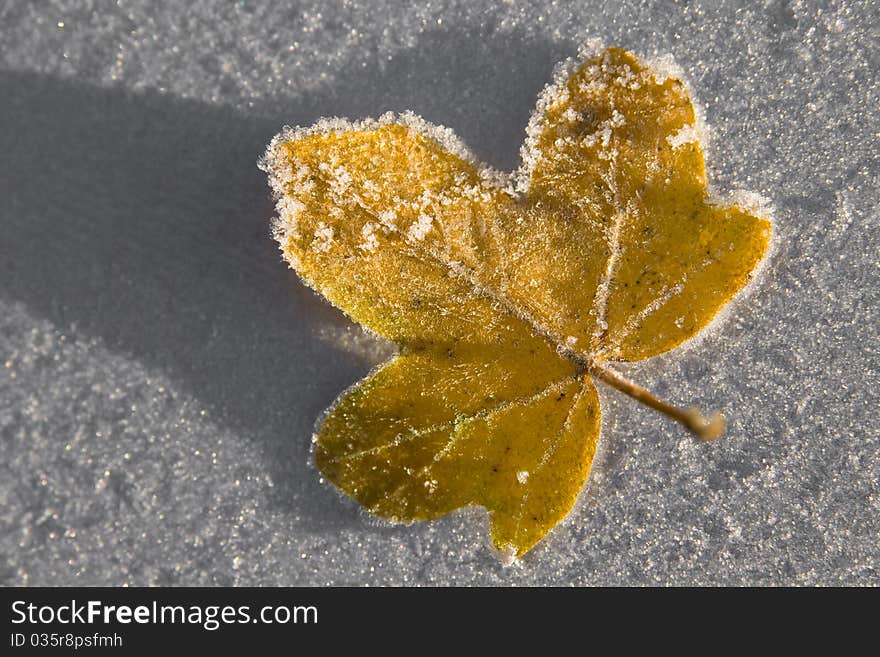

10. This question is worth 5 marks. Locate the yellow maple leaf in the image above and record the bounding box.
[259,46,771,558]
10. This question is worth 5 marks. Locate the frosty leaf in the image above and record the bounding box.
[316,348,596,557]
[261,118,524,347]
[260,46,772,557]
[497,47,771,360]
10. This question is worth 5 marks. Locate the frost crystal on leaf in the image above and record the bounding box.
[311,222,334,253]
[359,222,380,252]
[407,213,434,242]
[668,123,700,149]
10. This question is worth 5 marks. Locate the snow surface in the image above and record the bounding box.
[1,0,878,585]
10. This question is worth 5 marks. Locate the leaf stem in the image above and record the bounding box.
[585,360,725,441]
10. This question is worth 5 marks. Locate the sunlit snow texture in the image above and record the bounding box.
[1,1,878,585]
